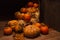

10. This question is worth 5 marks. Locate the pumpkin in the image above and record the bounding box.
[31,7,37,13]
[18,20,26,27]
[33,3,39,8]
[3,27,12,35]
[27,2,33,7]
[27,7,37,13]
[20,13,25,19]
[40,23,49,34]
[23,25,40,38]
[14,11,21,19]
[30,18,38,24]
[27,7,32,13]
[8,20,18,29]
[14,25,23,33]
[24,13,31,22]
[20,8,27,13]
[33,22,41,28]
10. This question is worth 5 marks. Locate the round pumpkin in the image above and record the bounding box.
[24,13,31,22]
[30,18,38,24]
[31,7,37,13]
[33,3,39,8]
[18,20,26,27]
[23,25,40,38]
[33,22,41,28]
[8,20,18,29]
[3,27,12,35]
[14,25,23,33]
[20,8,27,13]
[27,7,37,13]
[27,7,32,13]
[27,2,33,7]
[14,11,21,19]
[40,23,49,34]
[20,13,25,19]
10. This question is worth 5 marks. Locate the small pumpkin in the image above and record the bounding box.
[23,25,40,38]
[27,7,32,13]
[31,7,37,13]
[27,7,37,13]
[14,25,23,33]
[20,13,25,19]
[14,11,21,19]
[8,20,18,29]
[30,18,38,24]
[27,2,33,7]
[40,23,49,34]
[33,3,39,8]
[33,22,41,28]
[18,20,26,27]
[24,13,31,22]
[3,27,12,35]
[20,8,27,13]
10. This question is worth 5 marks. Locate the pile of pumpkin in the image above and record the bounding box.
[3,2,49,38]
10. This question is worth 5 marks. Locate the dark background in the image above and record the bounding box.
[0,0,60,31]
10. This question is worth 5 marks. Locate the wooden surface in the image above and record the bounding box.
[0,21,60,40]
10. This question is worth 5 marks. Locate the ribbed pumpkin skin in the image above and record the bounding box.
[23,25,40,38]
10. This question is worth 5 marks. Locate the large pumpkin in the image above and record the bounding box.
[23,25,40,38]
[40,23,49,34]
[20,8,27,13]
[8,20,18,29]
[27,2,33,7]
[24,13,31,22]
[3,27,12,35]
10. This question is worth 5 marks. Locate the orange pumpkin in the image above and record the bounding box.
[27,7,37,13]
[33,22,41,28]
[8,20,18,29]
[24,14,31,22]
[27,2,33,7]
[20,13,25,19]
[40,23,49,34]
[14,11,21,19]
[23,25,40,38]
[31,7,37,13]
[4,27,12,35]
[20,8,27,13]
[27,7,32,13]
[14,25,23,33]
[33,3,39,8]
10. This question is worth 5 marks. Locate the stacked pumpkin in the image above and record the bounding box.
[3,2,49,38]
